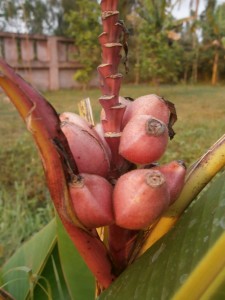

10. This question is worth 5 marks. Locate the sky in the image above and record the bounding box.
[172,0,225,18]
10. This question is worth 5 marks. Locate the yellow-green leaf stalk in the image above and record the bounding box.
[138,134,225,256]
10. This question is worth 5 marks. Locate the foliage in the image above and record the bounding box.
[52,0,79,37]
[0,134,46,199]
[118,0,137,21]
[0,181,53,266]
[56,215,95,299]
[124,0,184,84]
[137,26,183,83]
[1,162,225,299]
[1,61,225,299]
[0,134,53,265]
[100,170,225,299]
[65,0,101,88]
[0,0,51,34]
[120,0,225,84]
[1,2,225,299]
[0,0,76,36]
[0,1,17,31]
[0,217,95,300]
[1,84,225,268]
[199,2,225,84]
[1,220,57,299]
[1,1,225,84]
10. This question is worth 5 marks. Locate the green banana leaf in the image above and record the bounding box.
[0,214,96,300]
[56,214,95,300]
[33,244,71,300]
[100,170,225,300]
[0,219,56,300]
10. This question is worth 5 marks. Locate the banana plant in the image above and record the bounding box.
[1,0,225,299]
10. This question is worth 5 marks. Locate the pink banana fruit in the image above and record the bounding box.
[119,114,169,164]
[61,121,110,177]
[122,94,170,128]
[113,169,170,230]
[69,173,114,228]
[152,160,186,205]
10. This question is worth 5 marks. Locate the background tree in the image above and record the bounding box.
[0,1,19,32]
[128,0,184,84]
[179,22,194,83]
[118,0,138,21]
[200,1,225,85]
[65,0,101,89]
[51,0,79,37]
[0,0,54,34]
[0,0,76,36]
[22,0,51,34]
[190,0,200,84]
[0,0,225,85]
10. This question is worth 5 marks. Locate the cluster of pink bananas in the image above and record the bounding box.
[60,94,186,231]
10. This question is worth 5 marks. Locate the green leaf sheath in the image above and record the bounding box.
[56,215,95,300]
[33,243,71,300]
[100,171,225,300]
[0,60,116,288]
[1,220,56,300]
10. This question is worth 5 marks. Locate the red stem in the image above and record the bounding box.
[108,225,139,273]
[99,1,141,273]
[0,59,117,289]
[99,0,127,176]
[61,217,116,288]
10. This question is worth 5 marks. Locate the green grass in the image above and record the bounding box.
[0,84,225,264]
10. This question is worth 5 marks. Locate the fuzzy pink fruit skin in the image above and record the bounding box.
[113,169,170,230]
[122,94,170,129]
[61,122,110,177]
[60,112,100,138]
[93,123,112,160]
[119,114,168,165]
[152,161,186,205]
[69,173,114,228]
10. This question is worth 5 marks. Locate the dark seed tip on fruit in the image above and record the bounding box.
[70,174,84,188]
[145,170,165,187]
[145,118,166,136]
